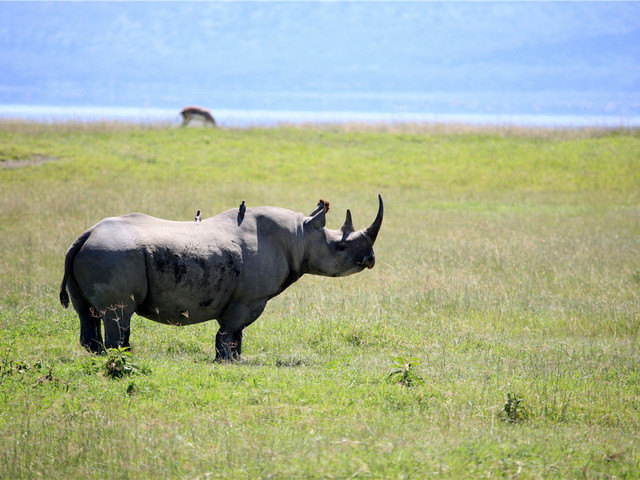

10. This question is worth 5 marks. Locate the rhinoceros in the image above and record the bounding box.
[59,196,383,361]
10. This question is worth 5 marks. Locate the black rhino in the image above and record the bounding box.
[60,196,383,361]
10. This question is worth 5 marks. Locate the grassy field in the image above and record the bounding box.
[0,120,639,479]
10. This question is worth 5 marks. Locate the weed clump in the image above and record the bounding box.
[501,392,528,424]
[0,359,32,381]
[104,348,148,379]
[388,356,423,387]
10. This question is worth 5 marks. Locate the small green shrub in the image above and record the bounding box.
[501,392,528,423]
[104,348,148,379]
[126,382,137,396]
[388,356,423,387]
[1,356,46,383]
[0,359,31,379]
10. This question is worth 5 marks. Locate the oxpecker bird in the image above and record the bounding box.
[237,200,246,225]
[195,209,201,223]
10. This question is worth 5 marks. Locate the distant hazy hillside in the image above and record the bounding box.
[1,2,638,115]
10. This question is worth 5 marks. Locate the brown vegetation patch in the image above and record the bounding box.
[282,121,640,139]
[0,154,58,169]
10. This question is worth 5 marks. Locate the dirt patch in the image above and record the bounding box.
[0,154,59,169]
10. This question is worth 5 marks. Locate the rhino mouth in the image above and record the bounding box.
[359,260,375,270]
[333,261,372,277]
[355,258,375,271]
[359,253,375,270]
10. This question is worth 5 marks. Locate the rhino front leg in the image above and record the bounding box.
[233,329,243,356]
[215,329,244,359]
[215,325,246,362]
[216,300,266,362]
[215,331,238,361]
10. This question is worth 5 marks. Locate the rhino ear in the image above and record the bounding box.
[308,204,323,217]
[340,209,355,234]
[309,199,330,217]
[304,208,326,231]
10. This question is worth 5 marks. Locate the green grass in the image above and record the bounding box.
[1,120,639,479]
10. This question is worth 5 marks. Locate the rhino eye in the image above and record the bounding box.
[335,242,348,252]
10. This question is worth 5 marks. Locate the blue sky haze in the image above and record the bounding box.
[1,2,638,124]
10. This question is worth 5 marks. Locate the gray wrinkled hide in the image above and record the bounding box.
[60,197,383,360]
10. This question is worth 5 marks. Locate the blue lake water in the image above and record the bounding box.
[1,2,639,127]
[2,95,639,128]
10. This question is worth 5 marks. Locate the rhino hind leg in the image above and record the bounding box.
[79,309,104,353]
[102,302,135,350]
[66,280,104,353]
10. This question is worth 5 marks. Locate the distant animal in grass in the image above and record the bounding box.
[180,106,216,127]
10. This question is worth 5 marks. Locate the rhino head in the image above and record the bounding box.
[303,195,383,277]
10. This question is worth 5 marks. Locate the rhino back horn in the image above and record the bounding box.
[363,194,384,243]
[341,209,355,234]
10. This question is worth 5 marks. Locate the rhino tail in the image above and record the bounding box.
[59,230,91,308]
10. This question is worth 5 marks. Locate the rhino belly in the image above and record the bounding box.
[136,247,241,325]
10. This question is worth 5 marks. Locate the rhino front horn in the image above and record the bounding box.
[341,210,355,234]
[363,194,384,244]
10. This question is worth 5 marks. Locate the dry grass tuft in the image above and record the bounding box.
[3,117,638,139]
[260,120,640,139]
